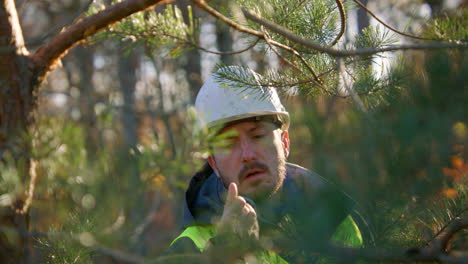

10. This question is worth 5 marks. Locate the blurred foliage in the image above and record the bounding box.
[423,8,468,41]
[1,109,205,261]
[289,50,467,249]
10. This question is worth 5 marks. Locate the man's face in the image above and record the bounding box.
[207,120,290,201]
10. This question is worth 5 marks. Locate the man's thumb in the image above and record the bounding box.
[226,182,238,204]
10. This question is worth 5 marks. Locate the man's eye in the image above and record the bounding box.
[222,138,236,148]
[253,134,265,139]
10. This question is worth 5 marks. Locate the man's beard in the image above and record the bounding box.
[219,156,287,203]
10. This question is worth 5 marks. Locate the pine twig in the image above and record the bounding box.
[423,207,468,247]
[353,0,440,42]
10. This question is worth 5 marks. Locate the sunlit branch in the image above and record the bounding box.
[329,0,346,46]
[31,0,173,80]
[16,159,38,214]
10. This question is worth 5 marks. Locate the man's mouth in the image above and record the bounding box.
[242,169,266,181]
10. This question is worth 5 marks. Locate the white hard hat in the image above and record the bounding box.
[194,66,289,131]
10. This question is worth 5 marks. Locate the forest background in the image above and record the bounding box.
[0,0,466,263]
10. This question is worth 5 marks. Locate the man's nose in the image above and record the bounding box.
[240,139,255,162]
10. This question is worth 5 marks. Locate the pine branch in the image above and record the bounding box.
[31,0,173,80]
[241,8,467,57]
[191,1,466,57]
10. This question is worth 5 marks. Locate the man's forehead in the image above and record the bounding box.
[218,118,274,134]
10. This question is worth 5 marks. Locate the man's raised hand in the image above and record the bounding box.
[217,183,259,239]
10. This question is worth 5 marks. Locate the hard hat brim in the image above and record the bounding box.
[205,111,290,132]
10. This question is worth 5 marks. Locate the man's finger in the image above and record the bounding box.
[226,182,238,205]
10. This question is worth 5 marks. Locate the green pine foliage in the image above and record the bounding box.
[423,8,468,41]
[95,4,198,57]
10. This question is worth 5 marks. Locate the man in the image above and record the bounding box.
[166,66,363,263]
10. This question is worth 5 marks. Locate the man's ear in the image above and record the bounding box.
[281,130,290,158]
[207,155,221,178]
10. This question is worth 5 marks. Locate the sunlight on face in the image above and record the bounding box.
[208,120,290,201]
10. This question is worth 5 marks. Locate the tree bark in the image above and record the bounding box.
[0,2,34,261]
[0,0,34,160]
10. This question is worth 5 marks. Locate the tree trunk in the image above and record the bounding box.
[75,45,101,160]
[357,0,369,33]
[118,50,140,151]
[0,1,34,263]
[216,20,234,65]
[0,0,35,159]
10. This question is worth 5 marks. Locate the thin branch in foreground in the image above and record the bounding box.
[194,37,261,55]
[262,28,304,74]
[329,0,346,47]
[25,0,94,47]
[337,58,366,111]
[353,0,440,42]
[264,32,336,96]
[190,0,263,38]
[267,36,323,85]
[241,8,467,57]
[107,28,260,56]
